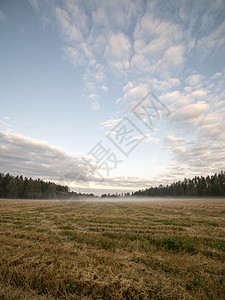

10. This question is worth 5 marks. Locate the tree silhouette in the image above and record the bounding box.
[0,172,95,199]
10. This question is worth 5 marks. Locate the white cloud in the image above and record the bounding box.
[55,7,83,44]
[134,13,182,45]
[131,133,160,144]
[148,77,181,92]
[210,72,223,80]
[120,83,149,103]
[196,19,225,57]
[0,120,12,129]
[99,118,122,129]
[101,85,108,92]
[88,93,98,100]
[91,0,142,32]
[171,101,209,121]
[104,32,131,73]
[0,131,157,191]
[82,64,106,94]
[91,101,100,110]
[163,128,225,184]
[28,0,40,12]
[0,131,89,180]
[132,12,184,74]
[155,44,185,72]
[201,121,225,140]
[63,46,86,66]
[191,89,207,99]
[186,74,204,86]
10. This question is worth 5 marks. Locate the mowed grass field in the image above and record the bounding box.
[0,199,224,299]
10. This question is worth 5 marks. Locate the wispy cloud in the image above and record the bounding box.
[28,0,40,12]
[99,118,123,129]
[91,101,100,110]
[0,10,6,23]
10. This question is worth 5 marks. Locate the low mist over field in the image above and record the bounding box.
[58,196,225,203]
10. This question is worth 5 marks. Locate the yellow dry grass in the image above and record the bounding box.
[0,198,224,299]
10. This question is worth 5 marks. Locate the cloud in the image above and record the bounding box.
[53,1,187,100]
[99,118,123,129]
[196,19,225,57]
[101,85,108,92]
[163,129,225,183]
[134,13,182,46]
[41,15,50,30]
[63,46,86,66]
[119,83,149,103]
[28,0,40,12]
[95,176,152,188]
[161,90,193,107]
[0,117,13,131]
[153,44,185,73]
[0,10,6,23]
[25,0,225,188]
[132,12,184,74]
[104,31,131,73]
[191,89,207,99]
[91,0,142,31]
[91,101,100,110]
[0,131,89,181]
[82,64,106,93]
[161,77,225,182]
[87,93,100,110]
[88,93,98,100]
[210,71,223,81]
[201,121,225,140]
[171,101,209,123]
[186,74,204,86]
[0,131,158,191]
[148,77,181,92]
[129,133,160,144]
[55,7,83,44]
[29,1,225,92]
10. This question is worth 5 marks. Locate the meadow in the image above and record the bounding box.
[0,198,224,299]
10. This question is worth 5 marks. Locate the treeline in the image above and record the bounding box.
[133,171,225,197]
[0,173,95,199]
[1,171,225,199]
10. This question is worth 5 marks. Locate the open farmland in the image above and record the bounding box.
[0,199,224,299]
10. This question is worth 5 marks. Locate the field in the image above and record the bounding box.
[0,198,224,299]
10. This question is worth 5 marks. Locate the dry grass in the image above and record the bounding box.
[0,198,224,299]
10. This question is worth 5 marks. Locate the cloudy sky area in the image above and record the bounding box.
[0,0,225,195]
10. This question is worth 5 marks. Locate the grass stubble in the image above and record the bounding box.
[0,198,224,299]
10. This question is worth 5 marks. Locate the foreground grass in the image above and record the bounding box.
[0,199,224,299]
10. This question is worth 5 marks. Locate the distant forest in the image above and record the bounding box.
[0,171,225,199]
[132,171,225,197]
[0,173,95,199]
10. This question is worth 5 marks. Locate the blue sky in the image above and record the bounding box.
[0,0,225,195]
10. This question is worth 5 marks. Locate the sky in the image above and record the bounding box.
[0,0,225,195]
